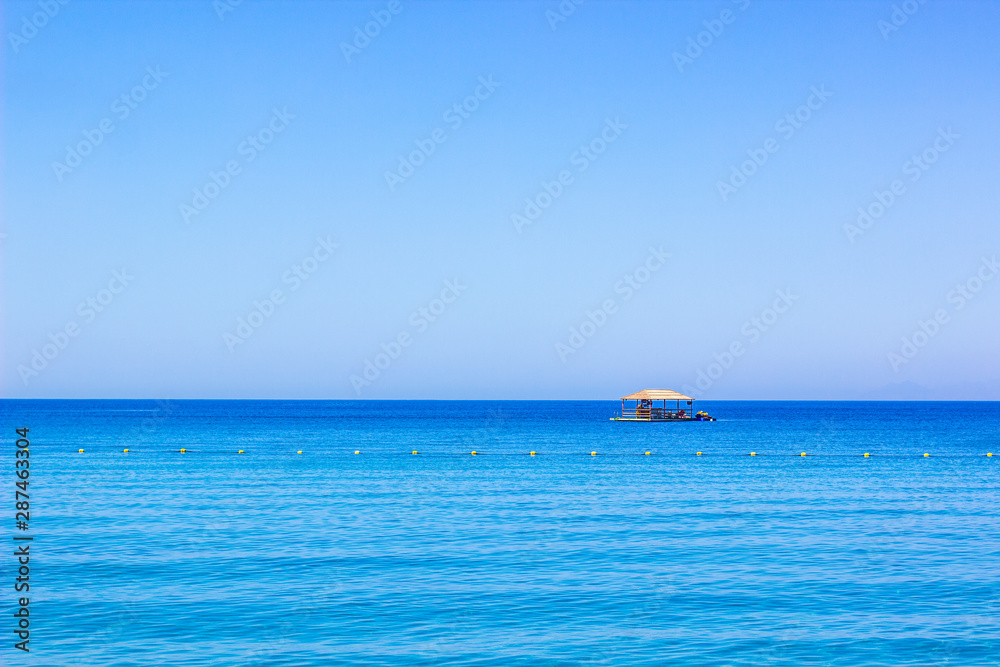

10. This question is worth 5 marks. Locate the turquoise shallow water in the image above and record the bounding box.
[3,400,998,665]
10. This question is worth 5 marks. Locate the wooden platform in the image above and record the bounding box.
[613,388,715,422]
[610,416,714,422]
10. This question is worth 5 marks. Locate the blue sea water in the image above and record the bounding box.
[2,400,998,666]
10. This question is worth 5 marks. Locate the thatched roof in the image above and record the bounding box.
[620,389,694,401]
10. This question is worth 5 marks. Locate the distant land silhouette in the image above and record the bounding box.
[862,380,1000,401]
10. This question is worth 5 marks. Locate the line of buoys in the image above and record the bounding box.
[69,449,991,457]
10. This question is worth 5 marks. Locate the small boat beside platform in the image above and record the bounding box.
[611,389,716,422]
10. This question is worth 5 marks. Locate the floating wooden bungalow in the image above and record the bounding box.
[611,389,715,421]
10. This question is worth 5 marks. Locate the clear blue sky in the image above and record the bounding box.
[3,0,999,399]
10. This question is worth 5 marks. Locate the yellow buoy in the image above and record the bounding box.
[123,448,129,453]
[591,451,597,456]
[864,453,870,457]
[987,453,993,457]
[924,453,930,457]
[78,449,84,453]
[471,451,477,455]
[180,448,186,453]
[696,452,702,456]
[644,451,651,455]
[750,452,756,456]
[238,450,244,454]
[354,450,360,454]
[529,451,536,456]
[800,452,806,456]
[296,450,302,454]
[412,451,419,455]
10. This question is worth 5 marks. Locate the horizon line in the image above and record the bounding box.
[3,397,999,402]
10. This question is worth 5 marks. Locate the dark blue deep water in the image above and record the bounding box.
[2,400,998,666]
